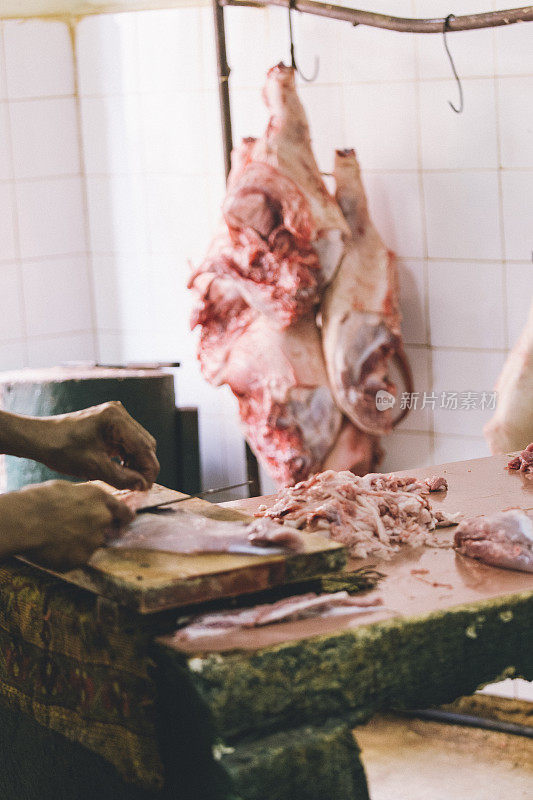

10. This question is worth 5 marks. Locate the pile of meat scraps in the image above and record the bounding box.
[174,591,383,642]
[189,63,412,487]
[255,469,458,559]
[454,510,533,573]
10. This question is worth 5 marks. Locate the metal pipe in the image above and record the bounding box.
[212,0,262,498]
[212,0,233,178]
[403,709,533,739]
[220,0,533,33]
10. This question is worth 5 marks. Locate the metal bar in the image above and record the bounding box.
[220,0,533,33]
[212,0,262,498]
[212,0,233,178]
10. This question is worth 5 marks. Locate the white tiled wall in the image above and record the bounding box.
[0,4,532,493]
[0,19,96,369]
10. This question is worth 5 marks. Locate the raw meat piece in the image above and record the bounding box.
[507,442,533,477]
[107,510,306,555]
[217,314,343,486]
[454,510,533,573]
[256,469,454,559]
[321,418,382,476]
[223,64,350,292]
[174,591,383,641]
[321,149,412,435]
[485,298,533,453]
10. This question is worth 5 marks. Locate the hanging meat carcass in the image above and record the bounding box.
[321,149,412,435]
[195,64,350,328]
[484,297,533,453]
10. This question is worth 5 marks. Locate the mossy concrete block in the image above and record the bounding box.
[221,722,369,800]
[171,591,533,740]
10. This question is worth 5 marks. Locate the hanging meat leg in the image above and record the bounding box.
[321,149,412,435]
[485,297,533,453]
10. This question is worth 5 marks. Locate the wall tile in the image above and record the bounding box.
[498,77,533,169]
[380,431,433,472]
[90,254,120,332]
[145,174,211,261]
[506,263,533,345]
[0,28,7,100]
[398,259,428,345]
[343,82,418,171]
[424,171,502,260]
[4,20,74,99]
[419,78,498,170]
[77,14,140,96]
[433,434,490,465]
[432,348,506,436]
[0,183,16,261]
[27,331,96,369]
[298,85,345,172]
[10,97,80,179]
[0,263,24,341]
[81,95,142,175]
[396,345,432,432]
[494,18,533,75]
[0,102,11,180]
[363,171,424,258]
[0,340,25,371]
[97,331,123,364]
[16,177,85,259]
[142,92,209,176]
[224,7,274,90]
[22,255,92,337]
[428,260,505,348]
[137,9,203,95]
[228,86,270,146]
[340,23,417,84]
[86,174,147,254]
[501,171,533,262]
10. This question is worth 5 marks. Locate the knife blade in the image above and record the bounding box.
[140,480,253,511]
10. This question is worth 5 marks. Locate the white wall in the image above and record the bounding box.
[0,2,532,497]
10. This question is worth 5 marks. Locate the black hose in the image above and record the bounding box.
[402,708,533,739]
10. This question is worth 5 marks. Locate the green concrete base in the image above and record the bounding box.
[222,723,369,800]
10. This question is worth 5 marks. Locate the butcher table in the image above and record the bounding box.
[0,453,532,800]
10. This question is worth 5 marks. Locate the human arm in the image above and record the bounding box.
[0,401,159,490]
[0,480,134,570]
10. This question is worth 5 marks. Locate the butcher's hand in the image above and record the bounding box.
[0,481,134,570]
[33,402,159,490]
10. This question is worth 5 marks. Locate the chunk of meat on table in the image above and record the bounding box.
[321,149,412,435]
[256,469,454,559]
[454,510,533,573]
[173,591,383,641]
[507,442,533,477]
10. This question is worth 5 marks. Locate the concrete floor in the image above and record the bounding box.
[353,713,532,800]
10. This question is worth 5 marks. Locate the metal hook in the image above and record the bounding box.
[288,0,319,83]
[443,14,464,113]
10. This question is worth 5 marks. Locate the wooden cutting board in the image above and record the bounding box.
[20,487,346,614]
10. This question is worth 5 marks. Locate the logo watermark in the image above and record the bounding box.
[375,390,498,411]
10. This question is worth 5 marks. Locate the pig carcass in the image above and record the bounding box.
[216,64,350,324]
[485,298,533,453]
[321,149,412,435]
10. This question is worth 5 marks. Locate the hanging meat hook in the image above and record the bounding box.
[443,13,464,113]
[287,0,319,82]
